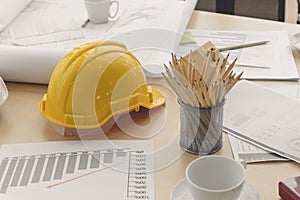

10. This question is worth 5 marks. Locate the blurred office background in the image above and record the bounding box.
[195,0,299,24]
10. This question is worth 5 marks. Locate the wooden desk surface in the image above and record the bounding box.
[0,11,300,200]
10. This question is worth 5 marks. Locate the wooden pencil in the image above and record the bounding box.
[219,40,269,52]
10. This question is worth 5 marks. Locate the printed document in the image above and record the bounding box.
[228,84,300,163]
[8,0,197,50]
[228,135,288,163]
[0,140,154,200]
[224,80,300,163]
[177,30,299,80]
[0,0,32,32]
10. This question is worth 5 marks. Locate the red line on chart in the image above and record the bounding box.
[47,163,121,189]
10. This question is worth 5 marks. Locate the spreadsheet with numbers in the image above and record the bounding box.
[0,140,154,200]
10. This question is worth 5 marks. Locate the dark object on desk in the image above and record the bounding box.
[195,0,285,22]
[279,176,300,200]
[298,0,300,24]
[81,19,90,28]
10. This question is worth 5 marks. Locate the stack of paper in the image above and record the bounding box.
[0,0,197,84]
[227,84,300,163]
[224,80,300,163]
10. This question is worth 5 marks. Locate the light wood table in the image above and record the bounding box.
[0,11,300,200]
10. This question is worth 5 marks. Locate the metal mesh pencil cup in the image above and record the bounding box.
[178,99,225,155]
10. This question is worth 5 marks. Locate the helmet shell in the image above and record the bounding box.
[40,41,165,129]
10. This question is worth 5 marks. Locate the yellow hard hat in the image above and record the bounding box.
[40,41,165,129]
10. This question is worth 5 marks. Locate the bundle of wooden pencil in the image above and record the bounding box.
[162,41,243,108]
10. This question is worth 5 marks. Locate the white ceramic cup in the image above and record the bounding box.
[84,0,119,24]
[186,155,246,200]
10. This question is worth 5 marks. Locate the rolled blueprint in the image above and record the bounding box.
[0,46,68,84]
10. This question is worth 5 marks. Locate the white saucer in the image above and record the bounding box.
[170,178,260,200]
[290,33,300,50]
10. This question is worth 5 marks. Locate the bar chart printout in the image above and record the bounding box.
[0,140,154,200]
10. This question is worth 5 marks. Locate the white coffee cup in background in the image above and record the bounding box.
[186,155,246,200]
[84,0,119,24]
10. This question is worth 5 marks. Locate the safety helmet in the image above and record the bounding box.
[40,41,165,129]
